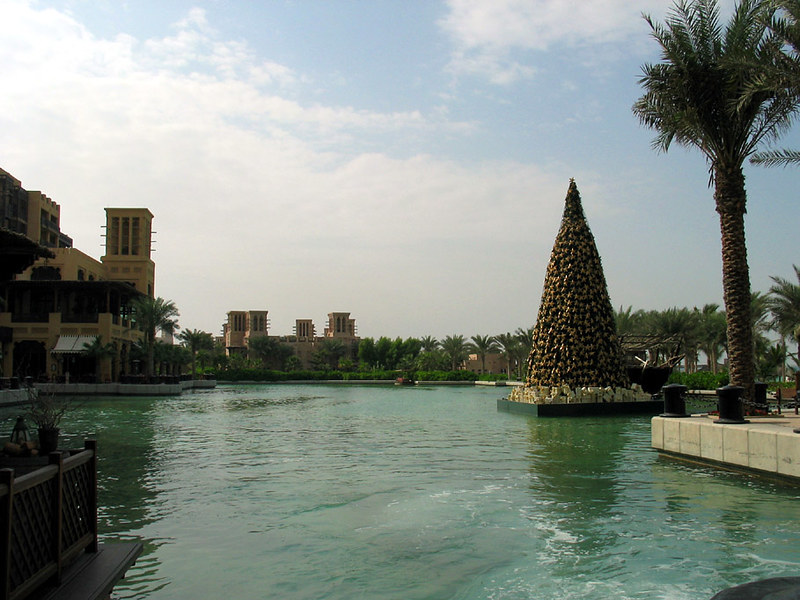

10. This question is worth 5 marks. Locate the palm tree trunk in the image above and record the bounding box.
[715,165,755,400]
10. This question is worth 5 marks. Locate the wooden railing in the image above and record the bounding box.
[0,441,98,600]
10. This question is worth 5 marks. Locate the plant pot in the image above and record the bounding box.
[37,427,60,454]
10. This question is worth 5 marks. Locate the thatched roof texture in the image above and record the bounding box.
[525,179,629,389]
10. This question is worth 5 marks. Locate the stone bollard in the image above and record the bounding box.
[661,383,689,417]
[715,385,749,424]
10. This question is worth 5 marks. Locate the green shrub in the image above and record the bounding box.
[213,368,484,383]
[667,371,729,390]
[477,373,508,382]
[415,370,477,381]
[342,370,398,381]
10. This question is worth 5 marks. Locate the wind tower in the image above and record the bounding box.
[101,208,155,297]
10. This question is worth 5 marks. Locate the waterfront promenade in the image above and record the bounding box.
[0,379,216,406]
[652,411,800,482]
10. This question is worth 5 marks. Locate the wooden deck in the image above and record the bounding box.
[1,441,142,600]
[39,543,142,600]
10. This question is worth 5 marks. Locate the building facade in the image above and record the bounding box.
[0,168,72,248]
[223,311,360,369]
[0,168,154,382]
[223,310,270,355]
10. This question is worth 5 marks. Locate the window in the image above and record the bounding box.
[131,217,140,255]
[121,217,130,254]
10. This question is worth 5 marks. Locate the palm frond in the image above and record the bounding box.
[750,147,800,165]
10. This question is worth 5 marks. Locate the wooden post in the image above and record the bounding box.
[0,469,14,600]
[49,451,64,585]
[86,440,99,553]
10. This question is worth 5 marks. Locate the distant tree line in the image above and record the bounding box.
[163,264,800,385]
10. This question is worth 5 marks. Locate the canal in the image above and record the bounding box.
[3,384,799,599]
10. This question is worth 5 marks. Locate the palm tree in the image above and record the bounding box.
[130,296,180,380]
[440,335,470,371]
[768,265,800,340]
[615,306,647,336]
[419,336,439,352]
[767,266,800,377]
[633,0,799,400]
[178,329,214,379]
[82,335,115,382]
[248,335,294,370]
[469,334,498,374]
[697,304,727,374]
[312,339,346,370]
[495,332,522,380]
[647,307,700,370]
[751,0,800,166]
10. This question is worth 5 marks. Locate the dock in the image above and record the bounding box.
[651,412,800,482]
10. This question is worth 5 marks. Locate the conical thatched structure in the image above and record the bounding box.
[524,179,628,389]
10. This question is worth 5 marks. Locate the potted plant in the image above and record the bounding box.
[26,386,72,454]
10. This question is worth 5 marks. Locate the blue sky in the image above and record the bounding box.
[2,0,798,339]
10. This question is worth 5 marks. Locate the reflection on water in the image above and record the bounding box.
[2,385,799,600]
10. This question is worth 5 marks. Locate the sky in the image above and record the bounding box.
[2,0,799,340]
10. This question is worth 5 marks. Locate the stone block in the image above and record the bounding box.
[748,428,778,473]
[777,431,800,479]
[700,421,724,462]
[721,425,749,467]
[651,417,664,449]
[679,420,701,456]
[663,418,681,453]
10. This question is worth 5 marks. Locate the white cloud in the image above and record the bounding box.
[439,0,668,82]
[0,0,566,336]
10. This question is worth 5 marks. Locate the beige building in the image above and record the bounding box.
[223,311,359,368]
[465,352,507,376]
[223,310,270,355]
[101,208,156,296]
[0,195,154,381]
[1,168,72,248]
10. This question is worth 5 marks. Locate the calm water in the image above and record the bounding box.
[3,384,799,599]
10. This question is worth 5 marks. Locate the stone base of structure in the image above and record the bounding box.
[498,397,663,417]
[508,384,652,405]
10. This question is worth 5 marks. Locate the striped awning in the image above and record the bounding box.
[51,335,96,354]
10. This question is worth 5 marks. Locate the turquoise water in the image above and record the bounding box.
[3,384,799,599]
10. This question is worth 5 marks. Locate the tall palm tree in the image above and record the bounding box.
[440,334,470,371]
[469,334,498,374]
[130,296,180,380]
[178,328,214,379]
[495,332,522,379]
[633,0,799,400]
[751,0,800,166]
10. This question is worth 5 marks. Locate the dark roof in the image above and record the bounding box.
[1,278,142,295]
[0,227,55,281]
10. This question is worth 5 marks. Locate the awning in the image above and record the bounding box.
[51,335,97,354]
